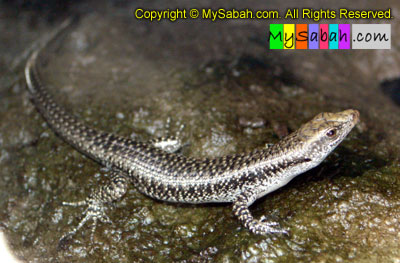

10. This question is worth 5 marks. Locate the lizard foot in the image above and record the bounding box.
[149,119,186,153]
[58,172,129,249]
[58,195,112,250]
[250,220,290,236]
[233,190,290,236]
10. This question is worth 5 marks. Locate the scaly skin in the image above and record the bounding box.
[24,19,360,244]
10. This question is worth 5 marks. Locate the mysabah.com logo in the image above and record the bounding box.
[268,24,391,49]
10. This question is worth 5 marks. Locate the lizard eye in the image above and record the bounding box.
[326,129,336,137]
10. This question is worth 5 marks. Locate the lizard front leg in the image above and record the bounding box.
[232,188,289,235]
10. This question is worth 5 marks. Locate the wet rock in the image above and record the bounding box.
[381,78,400,106]
[271,121,289,138]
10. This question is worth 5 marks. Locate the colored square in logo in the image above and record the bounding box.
[284,24,295,49]
[320,24,329,49]
[309,24,319,49]
[339,24,350,49]
[329,24,338,49]
[296,24,308,49]
[269,24,283,49]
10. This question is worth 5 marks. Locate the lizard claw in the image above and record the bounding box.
[251,221,290,236]
[259,215,280,227]
[269,226,290,236]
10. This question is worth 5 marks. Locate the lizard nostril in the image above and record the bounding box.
[351,110,360,122]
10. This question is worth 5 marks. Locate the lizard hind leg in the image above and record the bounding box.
[58,170,129,248]
[148,118,186,153]
[148,136,184,153]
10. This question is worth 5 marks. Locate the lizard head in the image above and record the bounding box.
[295,109,359,164]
